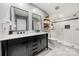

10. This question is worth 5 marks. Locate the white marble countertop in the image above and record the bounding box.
[0,32,48,41]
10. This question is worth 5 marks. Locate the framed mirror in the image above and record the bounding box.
[32,13,42,32]
[10,6,29,33]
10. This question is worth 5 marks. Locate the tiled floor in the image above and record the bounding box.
[38,39,79,56]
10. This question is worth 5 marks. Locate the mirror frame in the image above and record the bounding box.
[32,13,42,32]
[10,6,29,32]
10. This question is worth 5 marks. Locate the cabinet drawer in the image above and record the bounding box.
[32,39,39,42]
[37,35,46,39]
[32,47,38,51]
[7,38,28,47]
[32,43,38,47]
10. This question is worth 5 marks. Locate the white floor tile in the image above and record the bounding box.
[38,39,79,56]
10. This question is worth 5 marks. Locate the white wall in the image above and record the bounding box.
[51,18,79,45]
[0,3,47,35]
[33,3,79,19]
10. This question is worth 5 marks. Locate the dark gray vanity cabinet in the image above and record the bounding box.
[2,37,29,56]
[1,33,48,56]
[26,34,48,56]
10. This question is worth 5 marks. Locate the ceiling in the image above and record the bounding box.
[32,3,79,19]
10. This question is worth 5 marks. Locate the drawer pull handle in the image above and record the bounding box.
[33,44,37,47]
[33,47,37,50]
[33,39,38,42]
[33,51,38,55]
[33,42,38,45]
[33,40,37,42]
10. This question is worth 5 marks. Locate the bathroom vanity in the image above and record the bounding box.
[0,6,48,56]
[0,32,48,56]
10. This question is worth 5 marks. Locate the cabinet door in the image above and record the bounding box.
[39,34,48,50]
[2,37,29,56]
[0,42,1,56]
[7,38,29,56]
[27,37,33,56]
[7,43,28,56]
[41,37,46,49]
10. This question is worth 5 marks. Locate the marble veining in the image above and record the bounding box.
[0,32,47,41]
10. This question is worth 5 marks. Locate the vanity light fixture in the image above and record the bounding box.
[19,3,23,6]
[59,14,64,18]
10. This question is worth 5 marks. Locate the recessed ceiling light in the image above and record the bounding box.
[33,9,36,12]
[19,3,23,6]
[59,14,64,17]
